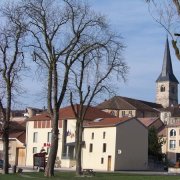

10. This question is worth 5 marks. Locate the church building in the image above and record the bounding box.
[156,38,179,108]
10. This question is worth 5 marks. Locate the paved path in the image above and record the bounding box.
[0,166,175,176]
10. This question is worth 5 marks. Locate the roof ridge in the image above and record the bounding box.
[117,96,137,110]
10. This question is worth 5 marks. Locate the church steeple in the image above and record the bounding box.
[156,38,179,83]
[156,38,179,107]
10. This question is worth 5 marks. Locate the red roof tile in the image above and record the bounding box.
[83,117,134,128]
[138,117,160,127]
[0,120,26,131]
[28,105,114,121]
[0,131,26,144]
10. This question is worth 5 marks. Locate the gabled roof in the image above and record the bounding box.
[83,117,148,129]
[156,38,179,83]
[97,96,162,112]
[83,117,135,128]
[138,117,162,128]
[28,104,115,121]
[0,120,26,132]
[0,121,26,144]
[28,112,51,121]
[0,131,26,144]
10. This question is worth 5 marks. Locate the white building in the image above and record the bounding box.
[26,105,148,171]
[82,117,148,171]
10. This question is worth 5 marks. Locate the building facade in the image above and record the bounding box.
[97,96,161,118]
[25,105,148,171]
[0,121,26,166]
[82,117,148,171]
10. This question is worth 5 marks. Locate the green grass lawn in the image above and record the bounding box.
[1,172,180,180]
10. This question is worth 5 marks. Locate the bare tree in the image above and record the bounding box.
[69,33,128,175]
[145,0,180,61]
[0,3,26,174]
[18,0,120,177]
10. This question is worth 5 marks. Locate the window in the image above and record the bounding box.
[33,147,37,154]
[122,111,125,116]
[160,85,165,92]
[171,86,175,94]
[110,111,115,116]
[129,111,132,115]
[89,144,93,152]
[170,129,176,137]
[103,143,106,153]
[170,140,176,149]
[103,132,106,139]
[33,132,38,143]
[47,132,52,142]
[91,132,94,140]
[101,158,104,164]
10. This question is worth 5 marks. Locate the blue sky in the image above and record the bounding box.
[90,0,180,101]
[18,0,180,109]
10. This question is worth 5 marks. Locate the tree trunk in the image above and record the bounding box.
[44,124,59,177]
[45,62,59,177]
[75,120,83,176]
[2,84,11,174]
[2,125,9,174]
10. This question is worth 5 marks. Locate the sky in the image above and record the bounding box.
[15,0,180,109]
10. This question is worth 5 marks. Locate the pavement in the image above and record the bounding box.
[0,166,177,176]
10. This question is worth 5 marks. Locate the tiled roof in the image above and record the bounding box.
[28,104,115,121]
[97,96,162,111]
[83,117,133,128]
[0,120,26,131]
[0,120,26,144]
[138,117,160,127]
[160,106,180,117]
[0,131,26,144]
[28,112,51,121]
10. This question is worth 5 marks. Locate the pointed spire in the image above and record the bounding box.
[156,38,179,83]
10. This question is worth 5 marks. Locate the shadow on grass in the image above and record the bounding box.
[1,172,180,180]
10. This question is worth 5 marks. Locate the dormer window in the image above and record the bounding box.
[160,85,165,92]
[110,111,115,116]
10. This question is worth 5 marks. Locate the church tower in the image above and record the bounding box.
[156,38,179,108]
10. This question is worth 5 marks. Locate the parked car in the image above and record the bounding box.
[0,160,11,169]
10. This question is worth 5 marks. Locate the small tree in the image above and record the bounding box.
[0,3,26,174]
[148,127,165,159]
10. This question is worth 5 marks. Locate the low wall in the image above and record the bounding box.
[168,168,180,174]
